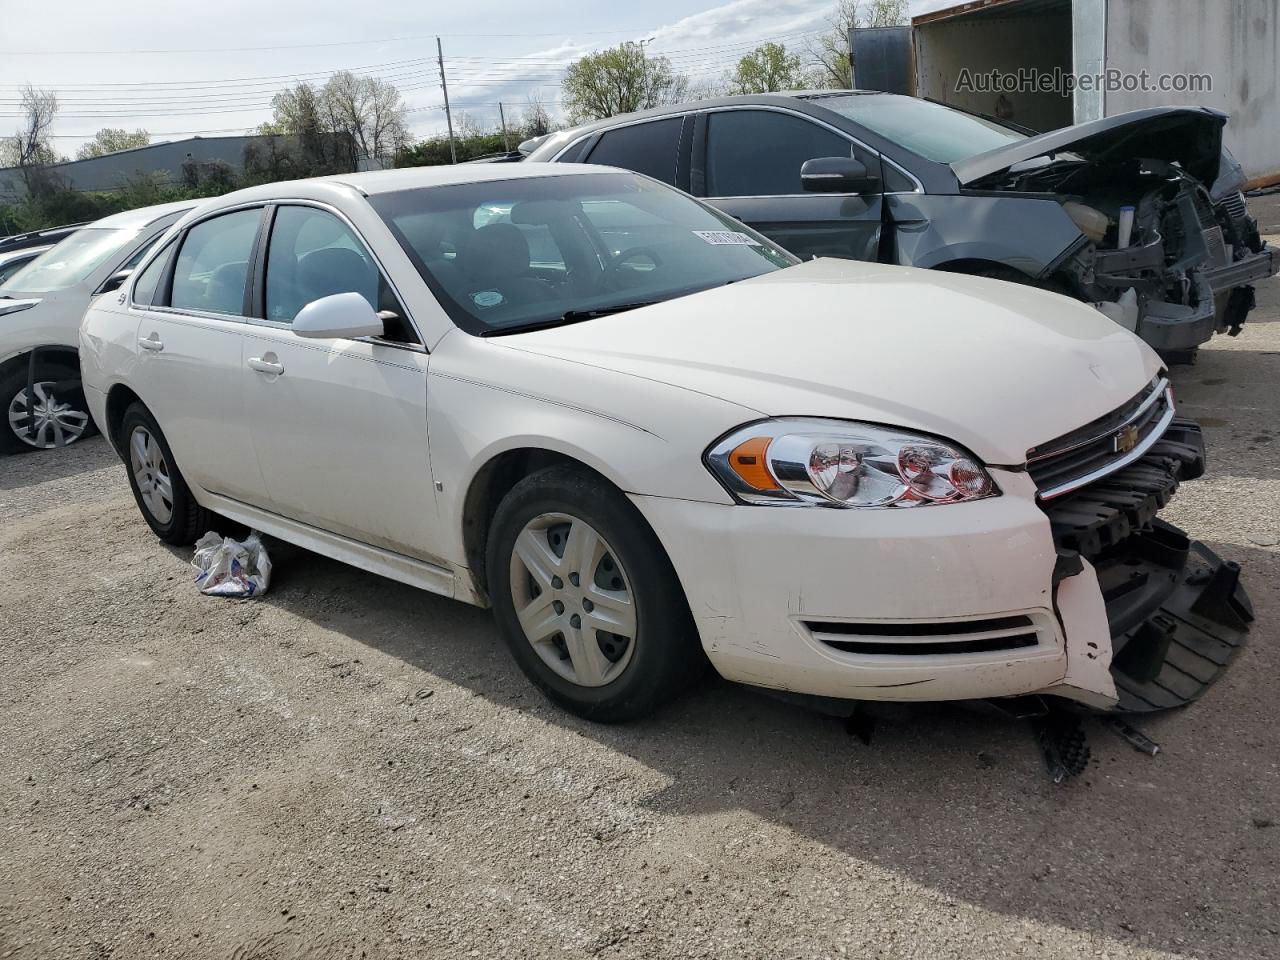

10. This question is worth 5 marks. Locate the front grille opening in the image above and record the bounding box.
[805,615,1040,656]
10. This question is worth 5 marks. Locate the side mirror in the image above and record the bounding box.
[801,157,880,195]
[100,269,133,294]
[293,291,386,340]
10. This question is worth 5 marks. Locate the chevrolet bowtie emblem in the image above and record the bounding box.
[1114,424,1140,454]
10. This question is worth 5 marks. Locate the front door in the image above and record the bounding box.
[695,108,885,262]
[242,204,441,563]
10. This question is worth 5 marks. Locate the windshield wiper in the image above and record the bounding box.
[481,300,663,337]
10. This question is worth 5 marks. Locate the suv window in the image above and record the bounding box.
[585,118,683,185]
[169,209,262,315]
[265,205,415,343]
[705,111,854,197]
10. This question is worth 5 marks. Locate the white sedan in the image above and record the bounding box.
[80,164,1252,721]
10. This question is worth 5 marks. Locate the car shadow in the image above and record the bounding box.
[249,533,1279,957]
[0,434,118,492]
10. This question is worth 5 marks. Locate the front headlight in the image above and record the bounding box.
[705,418,998,508]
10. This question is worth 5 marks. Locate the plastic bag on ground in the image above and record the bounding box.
[192,531,272,597]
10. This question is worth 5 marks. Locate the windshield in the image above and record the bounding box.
[369,171,796,336]
[815,94,1027,164]
[0,227,138,294]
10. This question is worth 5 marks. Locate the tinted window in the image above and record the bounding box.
[585,118,682,185]
[131,240,174,306]
[815,94,1025,163]
[170,209,262,315]
[265,206,415,342]
[705,111,854,197]
[370,171,795,337]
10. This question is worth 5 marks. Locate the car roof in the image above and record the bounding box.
[85,199,199,231]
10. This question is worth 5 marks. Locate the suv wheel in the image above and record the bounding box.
[120,402,213,545]
[486,465,704,722]
[1,365,94,453]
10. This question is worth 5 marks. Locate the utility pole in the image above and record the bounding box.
[437,36,457,164]
[638,37,656,109]
[498,102,510,152]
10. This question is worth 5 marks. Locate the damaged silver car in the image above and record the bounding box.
[529,94,1279,361]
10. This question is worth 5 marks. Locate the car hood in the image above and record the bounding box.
[498,259,1163,466]
[953,106,1227,186]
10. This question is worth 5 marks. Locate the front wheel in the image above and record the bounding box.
[1,365,95,454]
[486,465,704,722]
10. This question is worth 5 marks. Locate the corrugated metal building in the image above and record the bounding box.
[906,0,1279,184]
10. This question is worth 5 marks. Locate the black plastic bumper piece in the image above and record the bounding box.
[1091,520,1254,714]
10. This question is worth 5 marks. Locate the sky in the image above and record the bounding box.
[0,0,934,156]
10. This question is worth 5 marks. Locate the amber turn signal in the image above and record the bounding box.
[727,436,779,491]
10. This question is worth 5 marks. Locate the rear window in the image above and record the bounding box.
[585,118,683,185]
[816,94,1026,164]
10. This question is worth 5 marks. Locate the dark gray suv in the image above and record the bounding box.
[527,92,1279,359]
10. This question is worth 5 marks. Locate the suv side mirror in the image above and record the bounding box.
[99,269,133,294]
[801,157,880,195]
[293,291,386,340]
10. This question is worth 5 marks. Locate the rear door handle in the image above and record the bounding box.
[247,355,284,376]
[138,334,164,351]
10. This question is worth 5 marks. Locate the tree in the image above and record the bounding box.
[2,85,61,194]
[75,128,150,160]
[561,42,690,123]
[517,95,552,139]
[727,43,808,95]
[321,71,409,166]
[808,0,910,89]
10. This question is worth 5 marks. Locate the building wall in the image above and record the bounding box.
[0,136,253,203]
[914,10,1075,132]
[1105,0,1280,180]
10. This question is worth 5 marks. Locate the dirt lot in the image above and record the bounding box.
[3,273,1279,960]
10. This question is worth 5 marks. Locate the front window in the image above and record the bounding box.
[815,94,1026,164]
[0,228,138,293]
[369,172,796,336]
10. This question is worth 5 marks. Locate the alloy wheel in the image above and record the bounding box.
[129,425,175,524]
[7,381,90,449]
[508,512,637,688]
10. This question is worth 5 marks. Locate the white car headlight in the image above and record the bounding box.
[705,418,998,508]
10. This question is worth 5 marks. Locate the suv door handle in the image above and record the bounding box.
[247,355,284,376]
[138,334,164,351]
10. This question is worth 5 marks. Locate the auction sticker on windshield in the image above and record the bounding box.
[693,230,761,246]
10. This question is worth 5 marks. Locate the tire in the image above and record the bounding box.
[0,361,96,455]
[119,402,214,546]
[486,464,705,722]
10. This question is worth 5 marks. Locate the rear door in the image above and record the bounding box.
[241,202,441,562]
[694,107,885,262]
[130,206,270,507]
[579,116,690,190]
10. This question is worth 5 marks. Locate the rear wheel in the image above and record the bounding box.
[120,402,213,546]
[1,363,94,454]
[486,465,704,722]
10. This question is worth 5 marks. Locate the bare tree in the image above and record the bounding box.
[808,0,910,89]
[3,85,61,194]
[320,72,408,166]
[561,42,690,123]
[517,94,552,139]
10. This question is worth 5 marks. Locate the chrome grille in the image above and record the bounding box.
[1027,377,1175,500]
[1217,191,1249,225]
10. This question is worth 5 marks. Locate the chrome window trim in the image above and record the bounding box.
[1036,389,1177,501]
[135,198,427,354]
[552,104,926,197]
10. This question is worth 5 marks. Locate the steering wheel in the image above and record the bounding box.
[602,245,664,287]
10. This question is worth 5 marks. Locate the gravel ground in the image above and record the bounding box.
[2,275,1279,960]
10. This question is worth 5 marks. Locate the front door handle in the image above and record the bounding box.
[138,334,164,351]
[247,355,284,376]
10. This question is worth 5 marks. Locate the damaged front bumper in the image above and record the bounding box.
[631,419,1252,714]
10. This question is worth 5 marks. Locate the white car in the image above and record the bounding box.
[0,201,193,453]
[80,164,1253,722]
